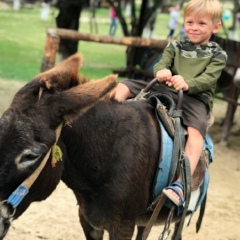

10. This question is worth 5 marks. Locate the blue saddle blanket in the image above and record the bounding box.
[153,119,214,214]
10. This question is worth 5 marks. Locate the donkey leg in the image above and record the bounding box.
[135,226,145,240]
[79,210,104,240]
[109,221,135,240]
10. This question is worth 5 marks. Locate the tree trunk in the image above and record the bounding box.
[54,0,166,79]
[124,0,164,79]
[55,0,84,60]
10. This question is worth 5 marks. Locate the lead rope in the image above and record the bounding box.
[3,123,63,211]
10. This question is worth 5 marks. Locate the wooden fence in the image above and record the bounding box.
[40,28,169,72]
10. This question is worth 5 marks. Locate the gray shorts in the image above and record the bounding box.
[122,79,208,137]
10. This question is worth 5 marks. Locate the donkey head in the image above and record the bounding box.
[0,53,117,239]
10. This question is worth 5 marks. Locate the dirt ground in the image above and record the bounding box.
[0,78,240,240]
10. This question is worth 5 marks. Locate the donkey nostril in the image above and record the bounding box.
[0,200,16,219]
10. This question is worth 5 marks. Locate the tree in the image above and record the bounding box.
[108,0,165,78]
[55,0,167,78]
[55,0,88,60]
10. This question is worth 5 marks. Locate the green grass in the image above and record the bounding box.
[0,8,54,81]
[0,4,238,82]
[0,7,134,82]
[0,5,169,82]
[0,7,127,81]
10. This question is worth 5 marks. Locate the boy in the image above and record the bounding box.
[114,0,227,206]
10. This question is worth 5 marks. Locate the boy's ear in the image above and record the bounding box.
[212,22,222,34]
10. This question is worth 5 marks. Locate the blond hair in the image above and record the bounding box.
[184,0,222,23]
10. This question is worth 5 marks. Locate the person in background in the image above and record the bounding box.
[109,2,118,36]
[167,5,180,39]
[179,24,186,40]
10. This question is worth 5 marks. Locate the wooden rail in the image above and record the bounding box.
[40,28,169,72]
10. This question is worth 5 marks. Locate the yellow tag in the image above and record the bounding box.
[51,144,62,165]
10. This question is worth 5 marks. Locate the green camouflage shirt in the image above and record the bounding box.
[153,39,227,110]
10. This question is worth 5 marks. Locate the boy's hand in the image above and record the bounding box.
[169,75,189,91]
[156,69,172,82]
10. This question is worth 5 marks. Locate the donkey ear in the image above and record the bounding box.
[35,53,83,90]
[51,74,118,124]
[9,53,84,110]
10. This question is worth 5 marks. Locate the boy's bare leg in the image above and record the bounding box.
[114,83,135,102]
[164,127,204,203]
[184,127,204,175]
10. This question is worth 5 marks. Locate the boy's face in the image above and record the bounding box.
[184,12,221,45]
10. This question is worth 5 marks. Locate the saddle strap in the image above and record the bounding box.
[142,111,186,240]
[167,112,184,184]
[160,112,192,240]
[172,152,191,240]
[142,194,167,240]
[156,103,175,138]
[196,192,207,232]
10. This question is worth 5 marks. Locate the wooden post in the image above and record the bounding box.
[40,29,60,72]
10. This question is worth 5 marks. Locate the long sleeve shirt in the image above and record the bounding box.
[153,39,227,110]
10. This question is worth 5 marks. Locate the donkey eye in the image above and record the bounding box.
[16,149,42,171]
[20,153,40,163]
